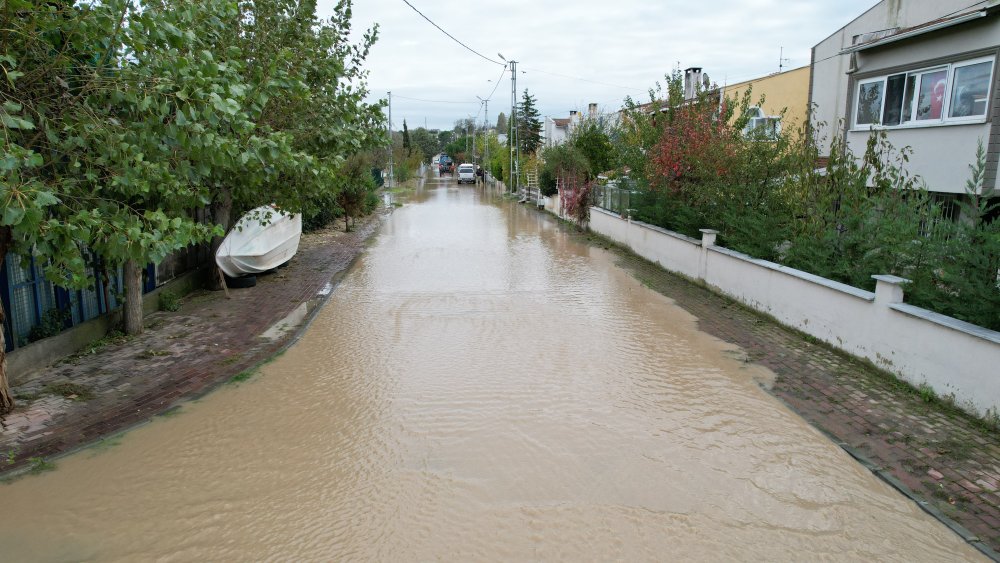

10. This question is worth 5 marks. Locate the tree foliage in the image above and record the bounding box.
[515,89,542,156]
[0,0,385,412]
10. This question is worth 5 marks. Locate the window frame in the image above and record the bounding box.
[851,55,995,130]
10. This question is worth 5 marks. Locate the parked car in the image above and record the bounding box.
[438,156,454,175]
[457,163,476,184]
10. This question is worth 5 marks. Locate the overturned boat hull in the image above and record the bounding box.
[216,206,302,278]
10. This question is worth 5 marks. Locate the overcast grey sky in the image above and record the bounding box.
[322,0,878,131]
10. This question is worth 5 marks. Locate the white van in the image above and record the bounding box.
[457,163,476,184]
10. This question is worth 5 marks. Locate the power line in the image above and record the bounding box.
[392,94,480,105]
[400,0,505,66]
[480,64,509,103]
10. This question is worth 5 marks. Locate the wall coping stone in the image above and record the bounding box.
[707,245,877,302]
[891,302,1000,345]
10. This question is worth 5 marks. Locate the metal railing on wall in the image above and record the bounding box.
[592,178,635,216]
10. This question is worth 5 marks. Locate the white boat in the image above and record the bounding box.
[215,205,302,278]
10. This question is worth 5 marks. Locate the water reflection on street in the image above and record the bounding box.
[0,173,983,561]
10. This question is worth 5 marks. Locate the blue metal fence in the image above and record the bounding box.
[2,254,127,352]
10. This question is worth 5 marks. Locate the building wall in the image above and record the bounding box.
[543,117,569,147]
[723,66,811,133]
[844,18,1000,192]
[811,0,987,155]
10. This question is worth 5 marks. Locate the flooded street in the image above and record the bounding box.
[0,175,982,561]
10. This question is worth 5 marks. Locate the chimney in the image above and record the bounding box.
[588,103,598,119]
[684,67,703,100]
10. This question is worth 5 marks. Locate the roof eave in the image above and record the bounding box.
[840,8,994,54]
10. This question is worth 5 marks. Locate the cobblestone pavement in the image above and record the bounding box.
[603,238,1000,558]
[0,215,382,478]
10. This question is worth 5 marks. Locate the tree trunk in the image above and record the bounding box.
[209,186,233,290]
[123,259,143,336]
[0,226,14,415]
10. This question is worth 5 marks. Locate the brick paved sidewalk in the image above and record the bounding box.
[0,215,382,478]
[604,241,1000,559]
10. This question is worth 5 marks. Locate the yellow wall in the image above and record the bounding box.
[723,65,811,134]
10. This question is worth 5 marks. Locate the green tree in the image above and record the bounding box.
[437,129,453,148]
[496,112,507,132]
[410,127,440,161]
[516,90,542,155]
[402,119,411,156]
[569,118,615,176]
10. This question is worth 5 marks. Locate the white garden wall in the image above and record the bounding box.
[587,207,1000,417]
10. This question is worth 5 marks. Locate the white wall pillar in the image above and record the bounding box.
[872,274,910,305]
[699,229,718,281]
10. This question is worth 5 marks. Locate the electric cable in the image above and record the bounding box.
[400,0,505,66]
[392,94,480,105]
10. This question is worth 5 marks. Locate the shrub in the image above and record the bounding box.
[158,291,181,312]
[27,308,70,343]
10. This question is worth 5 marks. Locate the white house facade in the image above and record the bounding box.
[811,0,1000,197]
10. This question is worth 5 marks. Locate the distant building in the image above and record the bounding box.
[722,65,811,138]
[543,111,580,148]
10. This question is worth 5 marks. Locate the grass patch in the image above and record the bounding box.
[917,382,936,403]
[220,354,242,366]
[934,437,974,461]
[229,370,254,384]
[27,457,55,475]
[158,405,183,418]
[88,434,124,454]
[5,448,19,466]
[44,382,95,401]
[68,330,131,361]
[137,348,172,359]
[13,391,40,402]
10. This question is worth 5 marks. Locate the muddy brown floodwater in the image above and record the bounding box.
[0,176,983,561]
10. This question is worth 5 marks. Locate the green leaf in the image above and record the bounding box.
[1,113,35,130]
[2,205,25,226]
[35,191,59,207]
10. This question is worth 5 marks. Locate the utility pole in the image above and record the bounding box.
[387,90,393,189]
[510,60,518,195]
[779,47,790,73]
[477,95,489,184]
[483,99,488,180]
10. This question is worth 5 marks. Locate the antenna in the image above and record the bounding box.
[779,47,791,73]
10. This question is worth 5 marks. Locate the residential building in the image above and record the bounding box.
[542,103,604,148]
[811,0,1000,198]
[543,111,580,148]
[722,65,811,137]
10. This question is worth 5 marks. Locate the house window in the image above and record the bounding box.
[853,56,995,128]
[742,107,781,139]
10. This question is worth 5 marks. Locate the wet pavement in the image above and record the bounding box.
[0,173,990,560]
